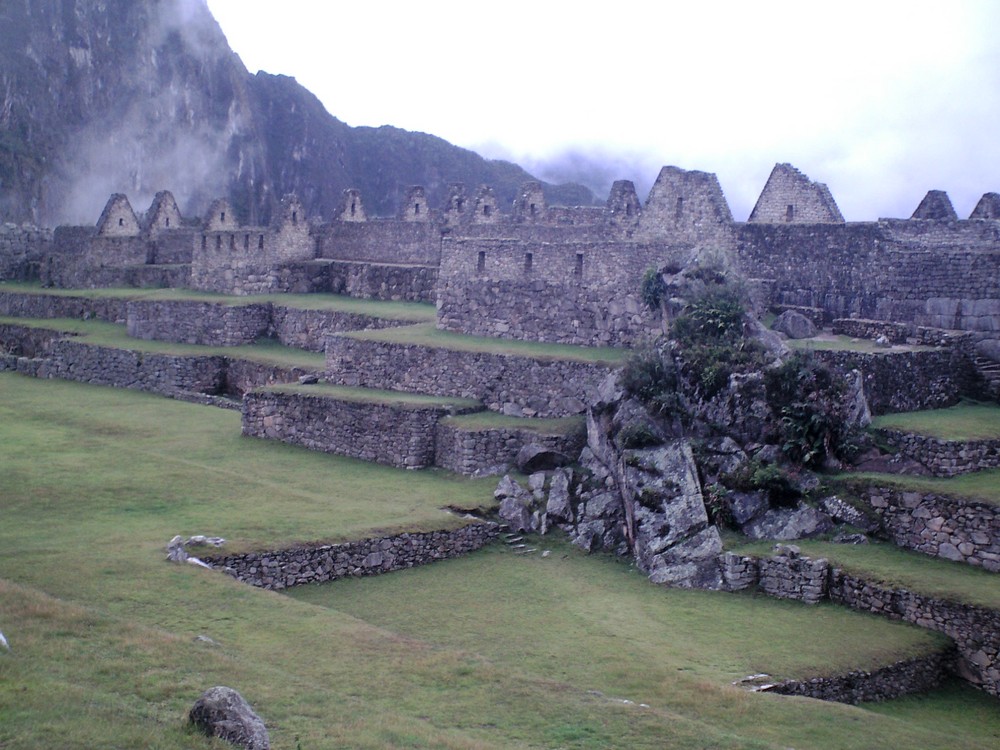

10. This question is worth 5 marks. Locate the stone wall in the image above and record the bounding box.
[434,420,586,476]
[747,163,844,224]
[203,523,500,590]
[242,388,478,469]
[721,548,1000,696]
[0,323,67,358]
[327,259,437,302]
[0,290,128,322]
[831,318,912,344]
[315,221,441,265]
[126,300,272,346]
[0,224,52,280]
[436,238,670,346]
[815,348,975,415]
[878,429,1000,477]
[270,304,416,352]
[761,651,954,704]
[856,486,1000,570]
[325,334,617,418]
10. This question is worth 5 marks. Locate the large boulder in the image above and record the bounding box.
[741,504,833,541]
[189,686,269,750]
[772,310,817,339]
[516,443,570,473]
[495,475,535,533]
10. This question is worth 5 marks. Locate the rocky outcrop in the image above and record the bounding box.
[189,686,269,750]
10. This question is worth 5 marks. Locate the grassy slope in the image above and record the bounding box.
[872,403,1000,441]
[0,373,997,749]
[344,323,628,365]
[0,281,436,321]
[840,470,1000,507]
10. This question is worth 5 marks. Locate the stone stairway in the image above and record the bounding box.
[973,354,1000,399]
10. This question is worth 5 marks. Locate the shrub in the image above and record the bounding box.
[617,422,661,450]
[640,268,667,310]
[721,459,800,506]
[620,348,681,417]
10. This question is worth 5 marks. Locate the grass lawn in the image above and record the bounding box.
[872,403,1000,441]
[441,412,585,434]
[1,373,998,749]
[839,470,1000,507]
[0,315,326,370]
[0,281,436,321]
[344,323,629,365]
[789,335,937,353]
[729,538,1000,610]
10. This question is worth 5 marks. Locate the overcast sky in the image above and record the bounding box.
[205,0,1000,221]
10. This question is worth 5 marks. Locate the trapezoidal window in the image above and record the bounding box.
[457,198,464,211]
[201,235,207,250]
[477,250,486,273]
[529,203,536,215]
[258,234,264,250]
[118,217,124,227]
[524,252,533,272]
[350,202,356,216]
[220,211,226,223]
[292,211,297,224]
[575,252,584,277]
[165,217,170,227]
[414,203,421,215]
[216,235,222,249]
[675,197,684,219]
[244,233,250,250]
[483,204,491,217]
[786,204,794,222]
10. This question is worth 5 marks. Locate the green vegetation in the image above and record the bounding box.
[441,412,585,435]
[345,323,628,364]
[1,373,998,749]
[0,315,325,370]
[838,470,1000,506]
[640,267,667,310]
[0,281,436,321]
[265,383,482,410]
[872,402,1000,441]
[729,539,1000,611]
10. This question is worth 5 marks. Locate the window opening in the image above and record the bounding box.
[786,204,794,222]
[524,252,533,272]
[477,251,486,273]
[575,252,584,276]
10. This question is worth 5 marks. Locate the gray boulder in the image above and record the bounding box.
[742,504,833,541]
[772,310,817,339]
[495,475,535,533]
[189,686,269,750]
[545,468,574,523]
[819,495,880,533]
[975,338,1000,362]
[727,490,769,526]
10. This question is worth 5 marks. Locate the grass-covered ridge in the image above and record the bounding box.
[262,382,482,410]
[0,281,436,321]
[0,315,326,370]
[839,469,1000,507]
[344,323,629,365]
[2,372,999,749]
[789,334,938,353]
[872,402,1000,441]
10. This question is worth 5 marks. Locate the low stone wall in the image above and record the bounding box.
[126,300,272,346]
[878,429,1000,477]
[0,291,127,323]
[42,339,226,395]
[857,486,1000,570]
[325,334,617,418]
[434,420,586,476]
[761,651,954,704]
[832,318,911,344]
[0,224,52,281]
[815,349,976,415]
[721,548,1000,697]
[203,523,500,590]
[242,389,478,469]
[0,322,68,357]
[223,360,321,398]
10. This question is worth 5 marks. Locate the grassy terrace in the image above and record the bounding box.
[344,323,629,365]
[0,281,436,321]
[2,373,999,749]
[441,412,586,434]
[0,315,325,370]
[872,402,1000,441]
[263,382,482,410]
[789,334,938,353]
[837,469,1000,507]
[729,538,1000,611]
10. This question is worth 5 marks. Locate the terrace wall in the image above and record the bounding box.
[434,420,586,476]
[203,523,500,590]
[878,430,1000,477]
[0,224,52,280]
[325,334,618,418]
[814,349,976,414]
[126,300,272,346]
[242,389,477,469]
[857,486,1000,570]
[314,221,441,265]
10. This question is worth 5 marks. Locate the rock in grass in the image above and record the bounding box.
[0,630,9,652]
[189,686,269,750]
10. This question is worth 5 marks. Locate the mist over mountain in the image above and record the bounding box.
[0,0,594,226]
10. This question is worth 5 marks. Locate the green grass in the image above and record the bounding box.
[441,412,585,434]
[1,372,998,749]
[344,323,629,365]
[729,539,1000,610]
[839,470,1000,506]
[789,335,937,353]
[264,383,482,410]
[872,403,1000,441]
[0,315,325,370]
[0,281,436,321]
